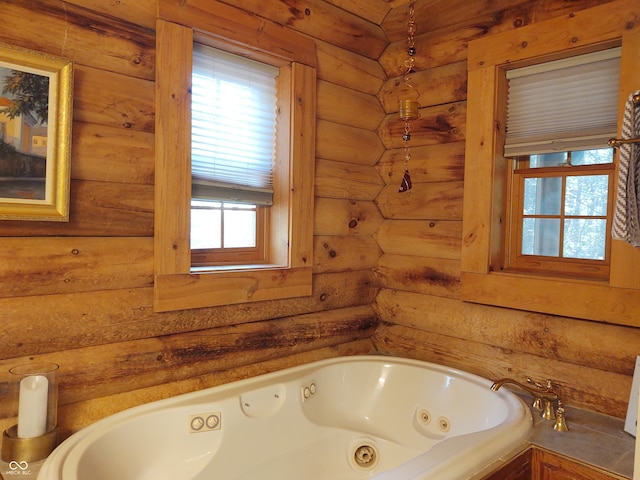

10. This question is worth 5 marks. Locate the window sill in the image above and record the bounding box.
[191,263,286,273]
[460,270,640,326]
[155,265,312,312]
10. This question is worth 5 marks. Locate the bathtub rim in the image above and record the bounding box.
[37,354,533,480]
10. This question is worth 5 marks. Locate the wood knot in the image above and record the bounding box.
[348,219,358,228]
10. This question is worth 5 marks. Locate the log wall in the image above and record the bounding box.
[374,0,640,419]
[1,0,637,445]
[0,0,387,438]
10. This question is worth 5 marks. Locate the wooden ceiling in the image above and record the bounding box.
[323,0,413,25]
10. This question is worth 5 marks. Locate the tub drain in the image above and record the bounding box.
[353,444,378,469]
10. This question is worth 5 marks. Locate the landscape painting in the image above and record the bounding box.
[0,43,72,221]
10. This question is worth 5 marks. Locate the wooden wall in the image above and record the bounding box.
[1,0,638,444]
[0,0,388,438]
[373,0,640,419]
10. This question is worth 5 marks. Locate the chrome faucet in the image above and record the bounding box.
[491,377,568,431]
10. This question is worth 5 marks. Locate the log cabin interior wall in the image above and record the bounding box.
[0,0,637,440]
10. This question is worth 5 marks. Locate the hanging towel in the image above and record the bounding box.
[612,90,640,247]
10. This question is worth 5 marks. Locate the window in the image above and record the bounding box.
[191,44,278,266]
[154,12,317,312]
[461,0,640,326]
[507,149,614,278]
[502,49,620,279]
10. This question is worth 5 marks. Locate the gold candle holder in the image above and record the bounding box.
[1,425,58,463]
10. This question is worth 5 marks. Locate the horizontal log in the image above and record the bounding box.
[314,198,384,235]
[377,61,468,113]
[0,270,379,359]
[1,0,155,80]
[315,159,385,201]
[159,0,317,67]
[313,235,382,273]
[375,289,640,378]
[0,305,379,415]
[209,0,389,59]
[317,80,386,130]
[72,122,154,184]
[316,119,385,166]
[0,237,152,298]
[64,0,158,30]
[375,219,462,259]
[374,254,460,297]
[0,180,154,237]
[316,40,386,95]
[74,65,155,133]
[372,322,632,418]
[377,102,466,149]
[43,340,377,439]
[376,142,465,186]
[375,181,464,220]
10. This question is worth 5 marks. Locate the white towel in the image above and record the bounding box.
[612,90,640,247]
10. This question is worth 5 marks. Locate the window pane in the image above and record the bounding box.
[565,175,608,216]
[523,177,562,215]
[223,206,256,248]
[530,152,566,168]
[191,206,221,249]
[523,218,560,256]
[570,148,613,165]
[563,218,606,260]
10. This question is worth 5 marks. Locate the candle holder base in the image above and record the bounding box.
[1,425,58,463]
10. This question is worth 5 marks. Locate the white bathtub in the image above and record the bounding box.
[38,355,532,480]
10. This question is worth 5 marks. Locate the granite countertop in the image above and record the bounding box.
[520,393,635,478]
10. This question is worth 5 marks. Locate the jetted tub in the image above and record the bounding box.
[38,355,532,480]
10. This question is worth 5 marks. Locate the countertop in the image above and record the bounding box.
[521,393,635,478]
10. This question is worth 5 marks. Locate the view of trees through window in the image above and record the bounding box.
[518,148,613,261]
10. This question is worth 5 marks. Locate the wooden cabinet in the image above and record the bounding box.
[482,448,532,480]
[481,448,625,480]
[532,449,624,480]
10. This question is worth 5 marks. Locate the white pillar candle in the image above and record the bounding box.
[17,374,49,438]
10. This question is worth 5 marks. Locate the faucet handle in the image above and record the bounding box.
[526,377,545,390]
[553,400,569,432]
[527,377,555,392]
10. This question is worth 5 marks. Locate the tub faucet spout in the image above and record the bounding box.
[490,377,558,403]
[490,377,566,430]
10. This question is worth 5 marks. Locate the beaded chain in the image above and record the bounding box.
[399,3,417,193]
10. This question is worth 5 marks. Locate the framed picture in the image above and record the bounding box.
[0,42,73,221]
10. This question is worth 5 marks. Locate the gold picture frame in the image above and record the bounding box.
[0,42,73,221]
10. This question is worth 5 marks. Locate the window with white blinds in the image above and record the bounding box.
[505,47,621,157]
[191,43,279,205]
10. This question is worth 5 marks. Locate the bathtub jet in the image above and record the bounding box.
[37,356,532,480]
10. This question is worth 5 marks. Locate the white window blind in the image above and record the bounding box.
[505,48,620,157]
[192,43,278,205]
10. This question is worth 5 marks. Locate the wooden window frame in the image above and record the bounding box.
[461,0,640,326]
[505,158,614,279]
[191,202,269,267]
[154,3,317,312]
